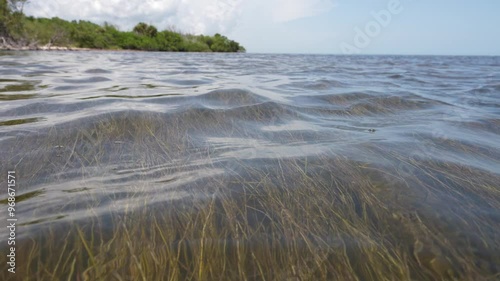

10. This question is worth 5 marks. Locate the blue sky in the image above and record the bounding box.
[24,0,500,55]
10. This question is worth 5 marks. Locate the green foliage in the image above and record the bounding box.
[0,0,29,38]
[0,9,245,52]
[208,33,244,52]
[133,22,147,35]
[132,22,158,38]
[182,34,211,52]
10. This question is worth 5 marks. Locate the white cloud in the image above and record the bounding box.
[271,0,336,23]
[24,0,243,34]
[24,0,335,35]
[174,0,243,34]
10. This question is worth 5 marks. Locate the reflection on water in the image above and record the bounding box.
[0,51,499,280]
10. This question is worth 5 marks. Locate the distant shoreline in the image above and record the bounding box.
[0,44,144,52]
[0,36,97,52]
[0,38,243,53]
[0,17,245,54]
[0,38,176,52]
[0,44,95,52]
[0,45,246,53]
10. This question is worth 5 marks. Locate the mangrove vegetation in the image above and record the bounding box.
[0,0,245,52]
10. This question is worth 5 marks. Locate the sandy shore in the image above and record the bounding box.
[0,37,85,51]
[0,45,95,51]
[0,37,125,51]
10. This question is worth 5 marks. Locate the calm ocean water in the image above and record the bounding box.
[0,51,499,279]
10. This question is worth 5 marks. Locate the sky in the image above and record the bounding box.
[24,0,500,55]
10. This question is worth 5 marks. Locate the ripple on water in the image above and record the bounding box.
[0,52,499,280]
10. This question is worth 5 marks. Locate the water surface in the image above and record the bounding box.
[0,51,499,280]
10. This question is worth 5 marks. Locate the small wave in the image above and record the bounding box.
[0,93,37,100]
[388,74,404,79]
[163,78,212,86]
[452,118,500,135]
[62,76,111,83]
[0,117,44,127]
[197,89,268,107]
[310,92,374,105]
[304,93,442,116]
[289,79,348,90]
[84,68,113,74]
[465,84,500,94]
[0,80,38,92]
[221,101,298,123]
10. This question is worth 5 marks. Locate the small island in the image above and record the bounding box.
[0,0,245,52]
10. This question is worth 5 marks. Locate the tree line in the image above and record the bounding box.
[0,0,245,52]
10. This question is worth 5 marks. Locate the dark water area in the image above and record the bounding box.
[0,51,499,280]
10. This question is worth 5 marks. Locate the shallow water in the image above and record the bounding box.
[0,51,499,280]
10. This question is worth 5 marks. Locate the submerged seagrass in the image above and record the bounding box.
[0,51,499,280]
